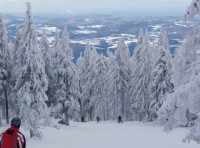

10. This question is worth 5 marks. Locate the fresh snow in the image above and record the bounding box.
[70,34,137,47]
[174,21,195,27]
[87,25,105,28]
[74,30,97,34]
[8,24,17,27]
[77,25,106,29]
[37,26,60,35]
[43,26,59,32]
[0,121,198,148]
[149,25,161,31]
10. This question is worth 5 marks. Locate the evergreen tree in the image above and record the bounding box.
[54,26,79,125]
[0,14,10,125]
[10,24,24,117]
[108,37,131,121]
[39,28,54,108]
[130,29,152,121]
[173,26,199,88]
[158,26,200,133]
[104,49,115,120]
[52,29,61,72]
[12,2,49,138]
[76,43,98,121]
[48,29,61,111]
[148,28,174,121]
[76,52,85,121]
[91,54,107,120]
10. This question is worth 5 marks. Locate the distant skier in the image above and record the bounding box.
[0,117,26,148]
[96,116,100,123]
[81,116,85,122]
[118,115,122,123]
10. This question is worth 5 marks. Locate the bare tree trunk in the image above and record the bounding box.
[0,109,2,127]
[2,105,5,119]
[103,106,106,121]
[59,107,69,126]
[63,108,69,125]
[78,98,83,122]
[30,130,33,138]
[5,87,9,124]
[89,107,94,121]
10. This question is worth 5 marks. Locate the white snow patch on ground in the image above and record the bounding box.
[71,40,99,45]
[71,40,87,45]
[70,33,137,47]
[77,25,106,29]
[125,40,136,45]
[87,25,105,28]
[41,26,59,32]
[37,26,60,35]
[174,21,195,27]
[74,30,97,34]
[77,26,85,29]
[149,25,161,31]
[108,44,118,49]
[9,24,17,27]
[121,34,136,38]
[0,121,197,148]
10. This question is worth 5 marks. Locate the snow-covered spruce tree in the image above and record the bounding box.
[130,29,152,121]
[77,45,97,121]
[8,40,14,61]
[12,3,49,138]
[90,54,108,120]
[54,26,79,125]
[52,29,61,72]
[158,59,200,132]
[38,28,54,125]
[104,49,115,120]
[173,26,199,88]
[48,29,61,111]
[181,0,200,143]
[99,49,115,121]
[0,14,11,125]
[158,26,200,133]
[88,45,105,120]
[76,43,98,121]
[10,24,24,117]
[39,28,52,80]
[76,52,85,120]
[107,51,120,120]
[108,37,131,121]
[39,28,55,108]
[148,28,174,121]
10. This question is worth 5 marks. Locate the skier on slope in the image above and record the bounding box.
[0,117,26,148]
[118,115,122,123]
[96,116,100,123]
[81,116,85,122]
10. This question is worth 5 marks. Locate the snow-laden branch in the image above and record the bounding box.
[184,0,200,21]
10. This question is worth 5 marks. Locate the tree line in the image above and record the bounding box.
[0,2,200,143]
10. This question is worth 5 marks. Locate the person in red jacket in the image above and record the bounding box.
[0,117,26,148]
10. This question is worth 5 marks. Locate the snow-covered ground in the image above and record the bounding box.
[1,121,198,148]
[74,30,97,34]
[77,25,106,29]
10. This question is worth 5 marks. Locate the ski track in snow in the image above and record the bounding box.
[0,121,199,148]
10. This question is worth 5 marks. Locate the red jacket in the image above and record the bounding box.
[0,126,26,148]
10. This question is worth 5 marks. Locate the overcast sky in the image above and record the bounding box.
[0,0,192,15]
